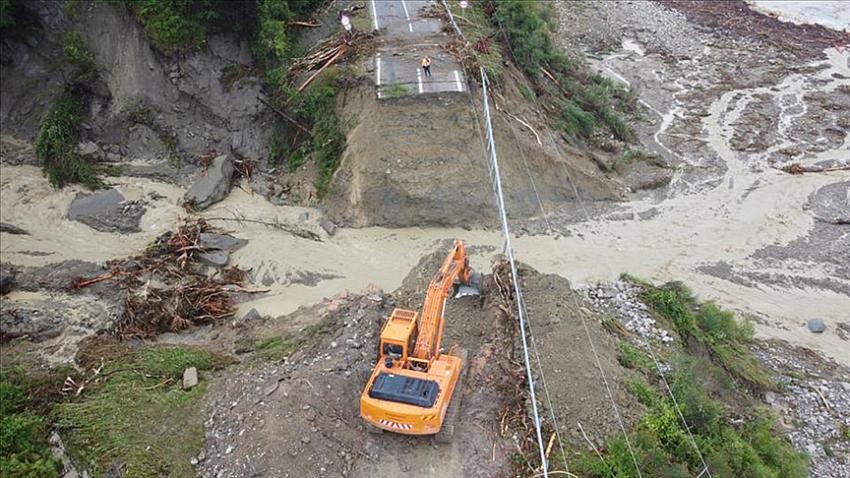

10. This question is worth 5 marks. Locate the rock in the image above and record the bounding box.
[198,232,247,253]
[183,367,198,390]
[184,154,234,210]
[198,251,230,267]
[807,318,826,333]
[76,140,103,160]
[0,270,15,295]
[0,223,29,235]
[320,218,337,236]
[241,308,262,322]
[68,189,146,233]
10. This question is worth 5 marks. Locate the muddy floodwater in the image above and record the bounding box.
[2,47,848,366]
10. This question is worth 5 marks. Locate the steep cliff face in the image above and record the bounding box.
[0,1,273,178]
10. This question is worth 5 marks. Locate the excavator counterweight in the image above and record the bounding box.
[359,240,477,440]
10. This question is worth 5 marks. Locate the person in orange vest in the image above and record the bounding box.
[420,56,432,78]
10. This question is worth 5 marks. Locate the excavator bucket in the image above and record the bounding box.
[455,271,482,298]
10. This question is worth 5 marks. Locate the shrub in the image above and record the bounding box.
[35,89,103,189]
[63,31,97,82]
[617,342,653,371]
[126,0,224,52]
[641,282,773,389]
[486,1,634,143]
[0,368,60,478]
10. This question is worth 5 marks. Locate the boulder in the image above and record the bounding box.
[76,140,103,160]
[198,232,247,253]
[198,251,230,267]
[68,189,145,233]
[182,367,198,390]
[184,154,234,210]
[807,318,826,333]
[320,217,337,236]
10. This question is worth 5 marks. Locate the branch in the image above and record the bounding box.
[257,97,311,135]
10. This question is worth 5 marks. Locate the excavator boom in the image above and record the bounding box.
[412,240,472,361]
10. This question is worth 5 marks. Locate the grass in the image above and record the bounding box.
[639,281,774,390]
[0,367,61,478]
[569,358,808,478]
[385,83,412,98]
[255,318,335,362]
[35,89,104,189]
[617,341,653,372]
[53,346,227,478]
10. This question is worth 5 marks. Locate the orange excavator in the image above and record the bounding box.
[360,240,479,442]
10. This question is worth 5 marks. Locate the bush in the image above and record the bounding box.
[617,342,653,371]
[486,1,634,143]
[571,359,807,478]
[0,368,61,478]
[63,31,97,82]
[35,89,103,189]
[126,0,230,52]
[641,282,772,389]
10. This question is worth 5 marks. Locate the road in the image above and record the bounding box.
[369,0,468,97]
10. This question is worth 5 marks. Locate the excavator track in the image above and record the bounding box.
[435,348,468,444]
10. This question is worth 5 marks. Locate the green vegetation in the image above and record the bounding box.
[252,0,347,198]
[485,1,636,143]
[63,31,97,82]
[125,0,231,53]
[271,72,346,198]
[35,89,104,189]
[640,281,773,390]
[256,318,335,362]
[571,358,807,478]
[445,1,506,81]
[53,346,225,478]
[385,83,412,98]
[0,367,61,478]
[617,341,653,372]
[0,0,15,29]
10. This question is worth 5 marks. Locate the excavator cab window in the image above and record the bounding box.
[382,343,404,359]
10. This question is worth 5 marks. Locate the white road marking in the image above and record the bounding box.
[376,53,382,98]
[370,0,379,30]
[453,70,463,92]
[400,0,414,32]
[417,67,424,94]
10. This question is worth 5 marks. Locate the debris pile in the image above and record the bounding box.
[752,343,850,478]
[660,0,850,58]
[581,279,675,344]
[71,219,253,339]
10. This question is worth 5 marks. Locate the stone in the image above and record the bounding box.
[68,189,145,233]
[807,318,826,333]
[241,308,262,322]
[184,154,235,210]
[198,251,230,267]
[0,270,15,295]
[183,367,198,390]
[198,232,247,252]
[0,223,29,235]
[320,218,337,236]
[76,140,103,160]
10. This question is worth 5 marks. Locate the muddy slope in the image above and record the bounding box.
[325,78,625,228]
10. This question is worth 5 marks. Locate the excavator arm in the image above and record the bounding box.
[411,240,473,361]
